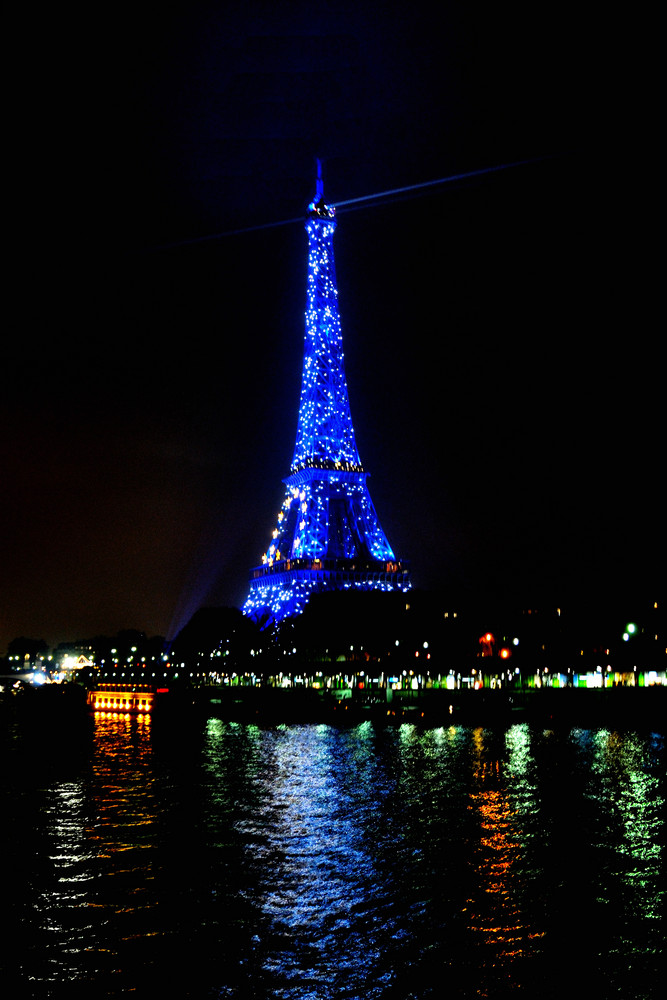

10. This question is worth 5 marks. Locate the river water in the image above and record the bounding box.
[2,705,664,999]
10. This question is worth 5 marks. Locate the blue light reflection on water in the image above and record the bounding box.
[1,712,664,999]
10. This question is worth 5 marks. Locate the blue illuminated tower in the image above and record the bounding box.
[243,164,410,629]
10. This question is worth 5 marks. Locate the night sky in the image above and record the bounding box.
[3,3,661,651]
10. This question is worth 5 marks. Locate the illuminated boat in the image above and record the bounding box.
[87,683,156,716]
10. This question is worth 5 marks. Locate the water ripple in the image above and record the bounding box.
[2,712,664,998]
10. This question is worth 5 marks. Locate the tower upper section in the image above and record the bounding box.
[290,170,363,475]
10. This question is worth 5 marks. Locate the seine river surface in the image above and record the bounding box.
[2,702,664,999]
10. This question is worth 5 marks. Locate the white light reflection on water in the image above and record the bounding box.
[217,721,399,999]
[34,781,96,965]
[17,712,160,988]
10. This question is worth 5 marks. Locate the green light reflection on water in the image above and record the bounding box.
[574,727,664,922]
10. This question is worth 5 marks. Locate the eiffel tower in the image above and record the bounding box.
[243,163,410,629]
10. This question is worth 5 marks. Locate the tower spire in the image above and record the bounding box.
[243,173,410,630]
[316,157,324,201]
[308,157,334,220]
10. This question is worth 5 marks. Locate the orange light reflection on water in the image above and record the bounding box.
[464,726,544,989]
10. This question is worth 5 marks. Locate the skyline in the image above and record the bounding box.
[3,4,661,650]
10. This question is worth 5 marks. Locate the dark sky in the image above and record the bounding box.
[3,3,661,650]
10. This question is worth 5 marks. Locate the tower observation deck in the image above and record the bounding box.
[242,165,411,629]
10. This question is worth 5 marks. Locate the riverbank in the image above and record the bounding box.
[189,683,667,729]
[3,681,666,730]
